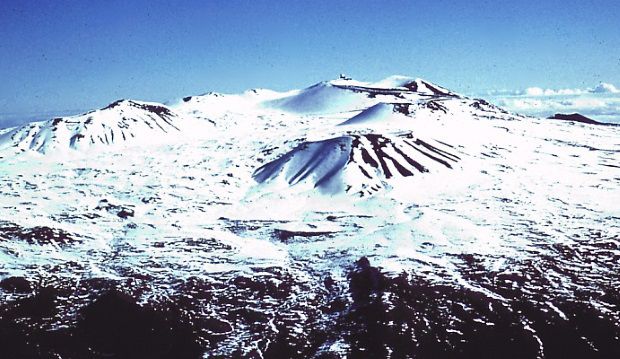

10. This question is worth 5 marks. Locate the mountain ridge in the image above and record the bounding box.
[0,99,193,154]
[0,75,537,195]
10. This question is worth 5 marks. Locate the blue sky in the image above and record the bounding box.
[1,0,619,124]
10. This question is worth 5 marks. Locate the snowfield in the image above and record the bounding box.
[1,76,619,358]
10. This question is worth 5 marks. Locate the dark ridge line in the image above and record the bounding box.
[375,149,392,178]
[70,134,84,148]
[331,82,458,98]
[157,113,181,131]
[424,100,448,113]
[332,84,408,97]
[357,164,372,180]
[362,134,394,178]
[133,102,175,118]
[433,139,456,148]
[421,81,450,96]
[383,149,414,177]
[359,147,378,168]
[363,134,418,178]
[415,138,461,161]
[398,133,459,161]
[405,81,419,92]
[149,114,169,134]
[402,140,453,169]
[391,143,429,173]
[547,113,618,126]
[102,99,127,110]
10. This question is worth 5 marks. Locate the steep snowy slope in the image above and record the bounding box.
[0,99,192,154]
[350,75,459,97]
[264,81,373,114]
[246,76,518,196]
[264,76,461,115]
[338,103,396,126]
[253,133,460,196]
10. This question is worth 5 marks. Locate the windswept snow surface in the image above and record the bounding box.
[1,76,619,358]
[338,102,395,126]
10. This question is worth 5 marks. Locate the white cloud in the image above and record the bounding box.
[591,82,619,94]
[497,96,617,112]
[523,87,544,96]
[559,98,608,108]
[521,87,587,96]
[489,83,620,123]
[497,98,543,110]
[485,82,619,98]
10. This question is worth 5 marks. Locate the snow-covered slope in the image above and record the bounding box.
[0,99,192,154]
[264,81,373,114]
[253,133,460,196]
[1,74,620,358]
[338,103,396,126]
[240,76,516,196]
[264,76,460,115]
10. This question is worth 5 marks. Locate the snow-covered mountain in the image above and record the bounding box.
[264,76,460,115]
[0,99,193,154]
[0,75,514,195]
[253,133,460,196]
[1,75,619,359]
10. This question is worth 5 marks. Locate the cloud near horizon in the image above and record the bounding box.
[484,82,620,123]
[485,82,620,97]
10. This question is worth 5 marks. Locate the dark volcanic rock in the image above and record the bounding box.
[0,321,39,359]
[0,276,32,293]
[116,208,135,219]
[202,317,233,334]
[347,257,385,303]
[0,221,75,245]
[548,113,605,125]
[78,289,202,359]
[471,98,509,114]
[14,287,57,318]
[95,199,135,219]
[1,251,619,359]
[274,229,334,242]
[102,99,126,110]
[333,256,620,359]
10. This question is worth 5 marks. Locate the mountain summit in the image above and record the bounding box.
[0,75,516,195]
[0,100,190,154]
[1,75,619,359]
